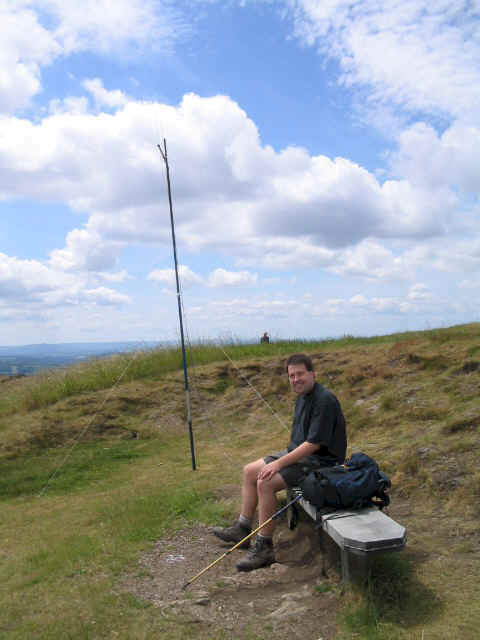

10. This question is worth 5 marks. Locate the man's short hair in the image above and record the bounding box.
[285,353,314,372]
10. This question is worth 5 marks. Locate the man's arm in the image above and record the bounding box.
[258,441,320,480]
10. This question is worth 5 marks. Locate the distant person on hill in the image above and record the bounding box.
[260,332,270,344]
[212,353,347,572]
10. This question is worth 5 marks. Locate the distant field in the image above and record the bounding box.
[0,355,87,376]
[0,341,164,376]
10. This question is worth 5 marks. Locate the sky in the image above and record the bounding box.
[1,0,479,346]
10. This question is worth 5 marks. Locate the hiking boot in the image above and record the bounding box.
[236,537,275,572]
[212,520,251,548]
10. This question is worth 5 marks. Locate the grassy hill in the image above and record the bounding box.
[1,324,479,639]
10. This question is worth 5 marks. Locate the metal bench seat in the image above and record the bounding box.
[287,488,406,581]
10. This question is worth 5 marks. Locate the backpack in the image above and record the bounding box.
[300,452,391,510]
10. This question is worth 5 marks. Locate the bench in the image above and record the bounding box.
[286,488,406,582]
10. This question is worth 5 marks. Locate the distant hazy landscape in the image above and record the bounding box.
[0,342,162,376]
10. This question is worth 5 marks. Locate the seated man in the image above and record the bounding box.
[212,353,347,571]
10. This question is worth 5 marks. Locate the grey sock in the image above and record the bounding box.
[257,533,273,545]
[239,515,252,528]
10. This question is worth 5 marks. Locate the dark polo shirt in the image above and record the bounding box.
[288,382,347,465]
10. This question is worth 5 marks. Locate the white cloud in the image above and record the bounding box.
[44,0,186,55]
[208,268,258,287]
[0,251,72,300]
[49,228,125,272]
[1,88,479,290]
[2,90,475,289]
[0,251,129,309]
[288,0,480,124]
[183,284,455,329]
[0,1,188,114]
[96,270,130,283]
[83,78,128,109]
[370,297,408,313]
[48,96,90,115]
[148,265,204,288]
[1,93,457,278]
[2,2,479,342]
[329,240,408,280]
[147,265,258,290]
[459,279,480,290]
[238,237,336,270]
[195,297,295,320]
[83,286,130,305]
[282,0,480,225]
[391,121,480,198]
[0,2,60,112]
[350,294,368,306]
[397,239,480,275]
[407,283,434,302]
[322,298,346,315]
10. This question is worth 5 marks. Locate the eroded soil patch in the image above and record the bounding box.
[121,520,342,639]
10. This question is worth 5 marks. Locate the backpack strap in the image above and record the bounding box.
[369,491,390,510]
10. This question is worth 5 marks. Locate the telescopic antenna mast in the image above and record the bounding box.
[158,138,196,471]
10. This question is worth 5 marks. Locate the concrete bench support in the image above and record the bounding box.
[287,489,406,582]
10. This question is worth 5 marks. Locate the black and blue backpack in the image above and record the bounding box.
[300,452,391,510]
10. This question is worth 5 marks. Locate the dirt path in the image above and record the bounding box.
[122,519,342,639]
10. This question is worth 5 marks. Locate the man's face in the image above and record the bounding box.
[287,363,315,395]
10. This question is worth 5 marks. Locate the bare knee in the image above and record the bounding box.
[256,476,277,496]
[257,474,287,496]
[243,459,264,483]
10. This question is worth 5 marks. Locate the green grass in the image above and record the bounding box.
[0,430,228,639]
[342,555,442,639]
[0,440,149,499]
[314,582,333,594]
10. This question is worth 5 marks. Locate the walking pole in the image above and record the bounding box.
[183,494,302,590]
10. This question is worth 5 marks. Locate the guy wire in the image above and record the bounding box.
[178,293,289,467]
[215,343,290,433]
[37,345,144,498]
[179,294,236,468]
[176,270,289,435]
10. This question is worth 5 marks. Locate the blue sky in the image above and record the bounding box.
[1,1,479,346]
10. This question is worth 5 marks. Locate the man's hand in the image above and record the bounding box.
[258,460,281,480]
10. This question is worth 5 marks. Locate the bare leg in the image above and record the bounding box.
[234,469,287,572]
[257,473,287,537]
[240,458,265,520]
